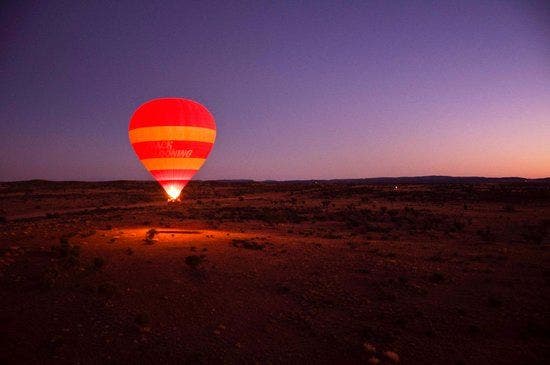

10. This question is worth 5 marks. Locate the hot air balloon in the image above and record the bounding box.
[129,98,216,201]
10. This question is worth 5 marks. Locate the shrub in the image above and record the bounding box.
[487,295,503,308]
[52,237,81,265]
[503,204,516,213]
[185,255,206,269]
[144,228,157,243]
[97,281,117,298]
[429,271,445,283]
[477,226,494,242]
[521,221,548,245]
[92,257,105,270]
[134,313,150,327]
[231,239,265,250]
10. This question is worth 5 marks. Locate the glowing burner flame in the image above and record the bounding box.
[165,185,182,201]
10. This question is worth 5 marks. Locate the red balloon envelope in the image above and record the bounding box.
[129,98,216,200]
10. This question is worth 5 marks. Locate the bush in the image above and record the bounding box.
[503,204,516,212]
[144,228,157,243]
[52,237,81,265]
[429,271,445,283]
[231,239,265,250]
[97,281,117,298]
[92,257,105,270]
[134,313,150,327]
[185,255,206,269]
[521,221,548,245]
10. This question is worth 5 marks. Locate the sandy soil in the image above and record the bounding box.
[0,180,549,364]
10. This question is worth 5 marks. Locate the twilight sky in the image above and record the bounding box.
[1,1,549,181]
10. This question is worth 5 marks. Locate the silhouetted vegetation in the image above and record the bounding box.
[231,239,266,250]
[144,228,157,243]
[185,254,206,268]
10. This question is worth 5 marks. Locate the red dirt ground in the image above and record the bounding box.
[0,180,549,364]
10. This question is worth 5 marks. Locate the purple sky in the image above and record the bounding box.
[1,1,549,181]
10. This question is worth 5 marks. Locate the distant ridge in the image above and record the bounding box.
[2,176,549,185]
[262,176,550,184]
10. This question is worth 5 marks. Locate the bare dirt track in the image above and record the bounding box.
[0,180,549,364]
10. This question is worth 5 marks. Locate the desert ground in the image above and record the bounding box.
[0,179,549,364]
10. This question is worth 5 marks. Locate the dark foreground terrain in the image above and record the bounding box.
[0,180,549,364]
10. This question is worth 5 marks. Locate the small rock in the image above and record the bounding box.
[363,342,376,354]
[367,356,380,365]
[383,350,400,363]
[213,323,225,335]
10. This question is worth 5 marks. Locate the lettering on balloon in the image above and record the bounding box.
[172,149,193,157]
[153,141,193,157]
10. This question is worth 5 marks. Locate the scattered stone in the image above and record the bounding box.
[363,342,376,354]
[214,324,226,335]
[367,356,380,365]
[383,350,400,363]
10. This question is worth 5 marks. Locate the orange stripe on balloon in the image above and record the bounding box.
[129,126,216,144]
[140,157,206,170]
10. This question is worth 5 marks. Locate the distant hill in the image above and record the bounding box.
[330,176,550,184]
[262,176,550,184]
[1,176,549,186]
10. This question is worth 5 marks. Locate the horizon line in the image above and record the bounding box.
[2,175,549,184]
